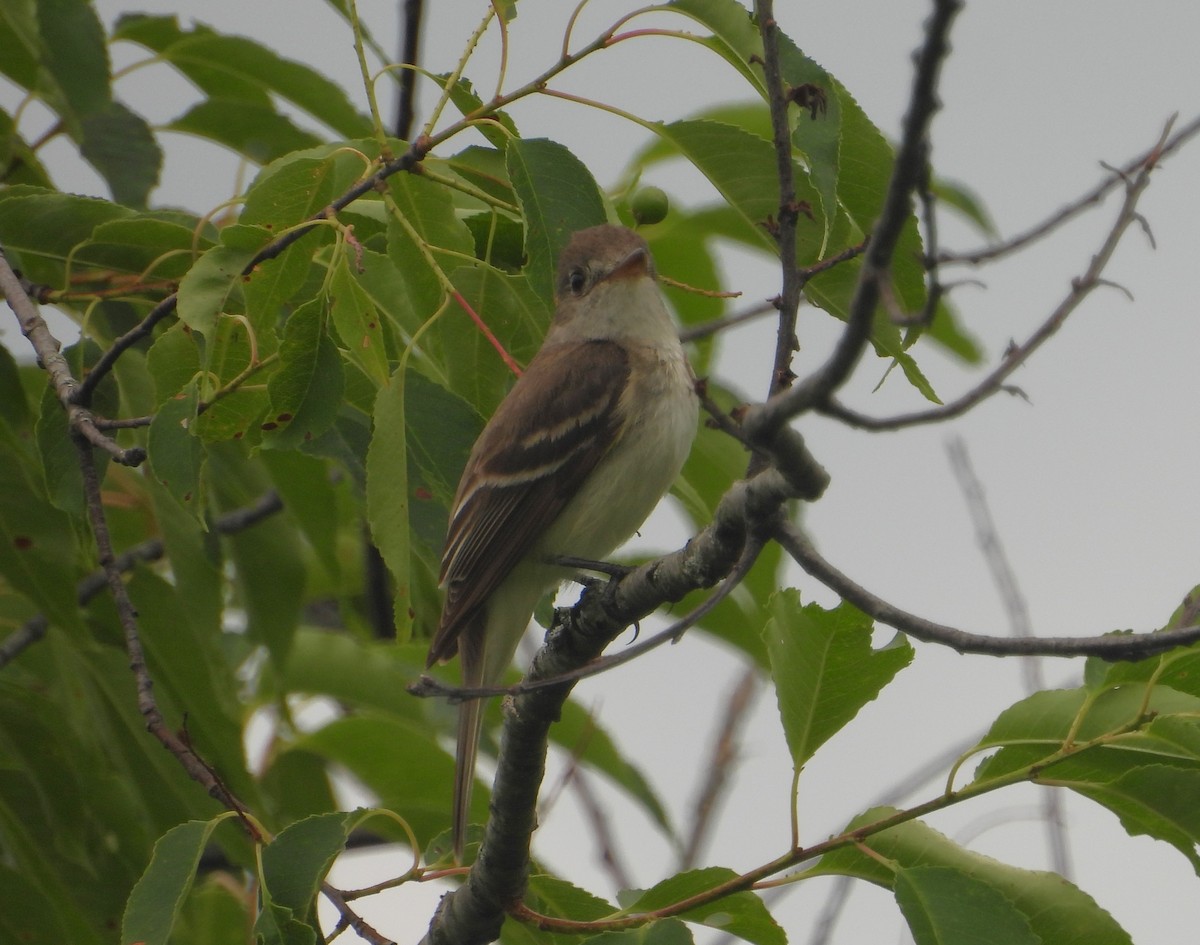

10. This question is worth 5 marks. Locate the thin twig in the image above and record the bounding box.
[754,0,803,407]
[0,248,145,466]
[561,765,635,891]
[946,438,1071,877]
[941,112,1199,266]
[773,519,1200,659]
[679,666,760,870]
[75,435,254,822]
[820,115,1194,432]
[744,0,962,439]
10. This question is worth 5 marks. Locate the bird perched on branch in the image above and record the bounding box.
[427,224,699,860]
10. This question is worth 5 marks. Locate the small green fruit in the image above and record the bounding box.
[631,186,669,226]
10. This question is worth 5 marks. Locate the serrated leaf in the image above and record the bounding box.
[121,818,228,945]
[0,454,82,634]
[1060,761,1200,873]
[208,443,305,667]
[436,264,549,414]
[506,137,607,302]
[169,98,322,165]
[261,812,363,916]
[623,867,785,945]
[113,15,371,138]
[0,188,131,284]
[585,918,695,945]
[895,865,1040,945]
[525,874,615,922]
[262,299,344,450]
[295,716,464,845]
[365,367,412,639]
[147,380,205,514]
[37,0,110,127]
[329,255,390,387]
[80,100,162,208]
[176,228,268,337]
[813,807,1131,945]
[764,592,913,768]
[972,685,1200,783]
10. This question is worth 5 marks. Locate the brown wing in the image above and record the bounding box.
[426,339,629,665]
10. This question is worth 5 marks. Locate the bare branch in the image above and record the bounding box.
[819,115,1193,432]
[754,0,805,408]
[942,112,1200,266]
[745,0,961,439]
[946,438,1071,877]
[75,436,255,821]
[774,519,1200,659]
[0,248,145,466]
[679,666,760,871]
[1,490,283,670]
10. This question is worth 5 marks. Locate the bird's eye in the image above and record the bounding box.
[568,267,587,295]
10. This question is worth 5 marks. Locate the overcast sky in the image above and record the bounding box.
[11,1,1200,942]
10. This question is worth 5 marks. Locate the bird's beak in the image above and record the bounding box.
[607,246,651,282]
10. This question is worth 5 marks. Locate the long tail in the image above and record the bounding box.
[452,619,488,863]
[452,690,483,862]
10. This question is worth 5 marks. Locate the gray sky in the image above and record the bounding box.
[11,1,1200,942]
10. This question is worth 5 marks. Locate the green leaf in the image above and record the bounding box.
[147,477,223,642]
[506,137,607,303]
[261,812,364,916]
[128,570,255,802]
[259,450,342,581]
[171,877,252,945]
[435,264,549,414]
[262,299,345,450]
[0,2,40,92]
[525,874,615,922]
[329,255,391,388]
[443,76,520,150]
[295,715,463,845]
[365,367,412,639]
[623,867,785,945]
[894,865,1040,945]
[763,592,913,768]
[208,443,306,667]
[281,631,427,720]
[37,0,111,126]
[813,807,1131,945]
[402,370,480,554]
[1057,760,1200,873]
[80,100,162,208]
[176,226,270,337]
[168,98,323,165]
[0,188,131,285]
[584,919,695,945]
[647,119,811,257]
[972,686,1200,782]
[931,176,999,239]
[147,380,205,514]
[554,699,672,836]
[82,215,212,282]
[0,438,83,635]
[122,818,229,945]
[113,15,372,138]
[147,324,201,404]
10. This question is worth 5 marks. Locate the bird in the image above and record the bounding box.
[427,223,699,860]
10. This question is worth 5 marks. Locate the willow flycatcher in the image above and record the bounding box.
[427,224,699,859]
